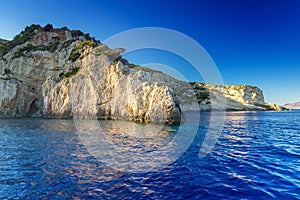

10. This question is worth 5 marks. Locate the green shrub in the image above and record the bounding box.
[0,24,41,57]
[59,67,80,78]
[12,50,24,59]
[189,82,196,86]
[3,68,12,75]
[196,91,209,100]
[0,44,10,57]
[84,33,91,40]
[67,40,97,62]
[3,68,13,80]
[60,39,74,50]
[12,44,37,59]
[195,90,209,104]
[12,41,60,59]
[76,40,97,50]
[49,41,59,52]
[68,50,81,62]
[71,30,84,37]
[61,26,69,31]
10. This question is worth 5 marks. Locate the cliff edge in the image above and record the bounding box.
[0,24,284,123]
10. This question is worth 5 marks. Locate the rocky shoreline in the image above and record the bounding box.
[0,24,286,124]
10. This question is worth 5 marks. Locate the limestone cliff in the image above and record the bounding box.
[0,24,283,123]
[284,101,300,110]
[42,54,181,123]
[0,24,181,123]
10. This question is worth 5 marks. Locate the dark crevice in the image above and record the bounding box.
[27,100,39,116]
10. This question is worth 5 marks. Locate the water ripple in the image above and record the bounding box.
[0,111,300,199]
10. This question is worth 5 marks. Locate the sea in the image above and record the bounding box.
[0,110,299,199]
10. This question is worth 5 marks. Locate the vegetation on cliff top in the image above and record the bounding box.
[0,24,41,57]
[0,24,100,60]
[12,41,59,59]
[189,82,210,104]
[68,40,97,62]
[0,23,162,80]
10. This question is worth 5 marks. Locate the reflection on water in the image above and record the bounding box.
[75,113,199,172]
[0,111,300,199]
[114,120,167,138]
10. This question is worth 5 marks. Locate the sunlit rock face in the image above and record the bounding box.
[0,24,283,121]
[204,84,266,111]
[42,54,181,124]
[0,25,181,123]
[0,25,82,117]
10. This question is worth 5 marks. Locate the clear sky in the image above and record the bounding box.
[0,0,299,105]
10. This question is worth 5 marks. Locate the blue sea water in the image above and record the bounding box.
[0,111,299,199]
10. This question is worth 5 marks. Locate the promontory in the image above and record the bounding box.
[0,24,285,124]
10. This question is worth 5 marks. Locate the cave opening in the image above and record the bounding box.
[27,100,39,116]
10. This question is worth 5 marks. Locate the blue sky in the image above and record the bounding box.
[0,0,299,105]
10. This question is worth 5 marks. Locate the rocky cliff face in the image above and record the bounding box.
[0,25,85,117]
[42,54,181,123]
[284,101,300,109]
[0,24,283,123]
[205,84,265,111]
[0,24,181,123]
